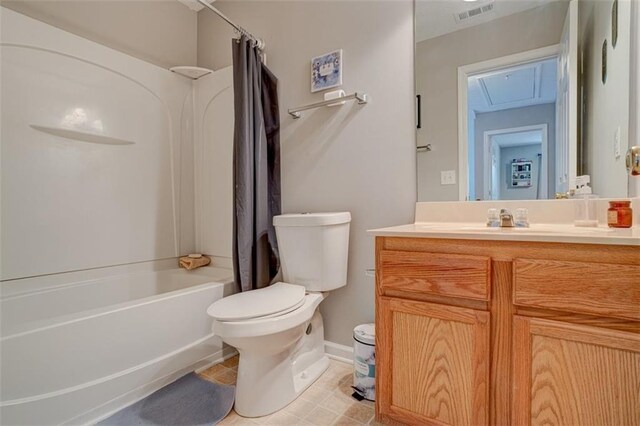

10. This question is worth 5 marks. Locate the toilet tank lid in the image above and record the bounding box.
[274,212,351,227]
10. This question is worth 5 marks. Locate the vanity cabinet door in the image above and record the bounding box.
[376,297,490,426]
[512,316,640,426]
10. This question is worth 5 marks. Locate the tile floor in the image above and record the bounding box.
[199,355,380,425]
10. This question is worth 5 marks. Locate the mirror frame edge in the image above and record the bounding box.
[629,0,639,197]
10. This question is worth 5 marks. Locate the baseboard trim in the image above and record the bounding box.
[194,345,238,373]
[324,340,353,364]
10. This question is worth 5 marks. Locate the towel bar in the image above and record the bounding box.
[288,92,368,118]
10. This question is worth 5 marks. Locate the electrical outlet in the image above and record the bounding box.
[614,126,621,159]
[441,170,456,185]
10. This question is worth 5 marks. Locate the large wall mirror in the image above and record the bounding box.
[415,0,635,201]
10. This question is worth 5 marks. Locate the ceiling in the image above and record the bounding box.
[415,0,553,42]
[468,57,557,114]
[176,0,208,11]
[492,130,543,148]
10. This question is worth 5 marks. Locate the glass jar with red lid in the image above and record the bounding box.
[607,201,633,228]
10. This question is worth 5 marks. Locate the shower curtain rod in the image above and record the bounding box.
[196,0,265,50]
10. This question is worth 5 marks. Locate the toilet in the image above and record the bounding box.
[207,212,351,417]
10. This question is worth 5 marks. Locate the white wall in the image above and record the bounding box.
[579,0,631,197]
[1,0,197,68]
[197,0,416,346]
[474,104,556,199]
[415,1,568,201]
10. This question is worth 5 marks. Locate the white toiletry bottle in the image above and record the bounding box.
[572,175,598,227]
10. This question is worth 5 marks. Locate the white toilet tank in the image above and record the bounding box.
[274,212,351,292]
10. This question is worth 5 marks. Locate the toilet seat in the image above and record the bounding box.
[207,282,306,322]
[211,292,325,339]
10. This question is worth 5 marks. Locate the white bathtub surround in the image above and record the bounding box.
[0,8,198,281]
[0,258,178,300]
[207,213,351,417]
[0,265,234,425]
[193,66,235,261]
[0,10,240,425]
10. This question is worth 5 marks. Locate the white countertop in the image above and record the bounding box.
[368,222,640,246]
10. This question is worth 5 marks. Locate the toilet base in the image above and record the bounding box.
[233,309,329,418]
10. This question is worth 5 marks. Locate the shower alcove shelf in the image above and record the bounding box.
[169,66,213,80]
[30,125,135,146]
[288,92,368,118]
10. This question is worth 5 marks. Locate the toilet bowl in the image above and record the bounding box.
[207,212,351,418]
[208,284,327,417]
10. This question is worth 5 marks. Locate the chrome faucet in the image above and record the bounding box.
[499,209,515,228]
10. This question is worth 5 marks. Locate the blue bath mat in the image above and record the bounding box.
[99,373,235,425]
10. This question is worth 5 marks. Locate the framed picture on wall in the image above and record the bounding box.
[311,49,343,92]
[510,160,533,188]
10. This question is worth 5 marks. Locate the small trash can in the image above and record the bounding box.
[353,323,375,401]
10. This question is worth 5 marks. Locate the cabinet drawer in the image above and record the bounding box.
[378,250,491,301]
[513,258,640,321]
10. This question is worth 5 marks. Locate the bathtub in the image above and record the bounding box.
[0,263,235,425]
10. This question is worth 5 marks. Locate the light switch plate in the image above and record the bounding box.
[614,126,621,159]
[441,170,456,185]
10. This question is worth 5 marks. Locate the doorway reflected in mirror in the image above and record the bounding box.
[463,52,557,201]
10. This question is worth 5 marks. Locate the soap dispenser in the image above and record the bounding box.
[571,175,598,227]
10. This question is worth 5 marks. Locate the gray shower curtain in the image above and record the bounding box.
[232,36,281,293]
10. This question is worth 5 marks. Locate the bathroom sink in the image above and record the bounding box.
[464,225,615,234]
[417,223,615,234]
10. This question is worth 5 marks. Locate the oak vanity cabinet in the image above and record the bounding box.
[375,245,492,425]
[511,258,640,426]
[374,237,640,426]
[512,317,640,426]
